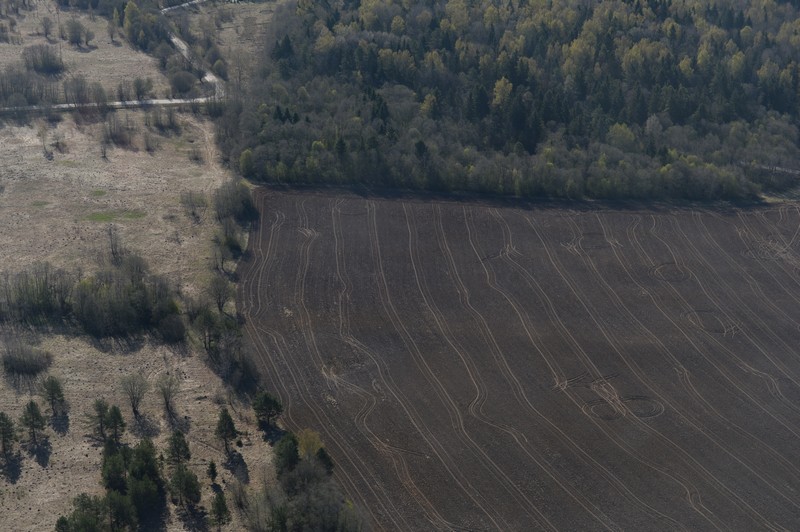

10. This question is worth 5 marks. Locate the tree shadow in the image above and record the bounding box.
[1,452,22,483]
[224,450,249,484]
[260,422,287,445]
[3,372,43,396]
[168,413,191,434]
[176,505,209,532]
[131,413,161,438]
[91,335,146,354]
[168,341,191,359]
[51,412,70,436]
[27,437,52,467]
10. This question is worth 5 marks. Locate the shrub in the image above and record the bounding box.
[22,45,65,75]
[169,71,195,96]
[2,341,52,379]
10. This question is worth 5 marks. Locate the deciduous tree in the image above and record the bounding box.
[120,372,148,419]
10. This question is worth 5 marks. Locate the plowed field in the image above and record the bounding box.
[238,189,800,531]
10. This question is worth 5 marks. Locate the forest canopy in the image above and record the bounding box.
[218,0,800,200]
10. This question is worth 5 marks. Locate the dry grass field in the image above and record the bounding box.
[240,188,800,530]
[0,113,269,530]
[0,2,279,530]
[0,0,171,98]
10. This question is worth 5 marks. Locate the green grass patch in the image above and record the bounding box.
[31,201,49,207]
[91,190,106,197]
[84,209,146,222]
[85,211,116,222]
[56,160,79,168]
[122,210,146,219]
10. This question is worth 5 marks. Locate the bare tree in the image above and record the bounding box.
[156,374,180,420]
[120,372,148,419]
[208,275,234,313]
[107,224,124,265]
[41,17,53,40]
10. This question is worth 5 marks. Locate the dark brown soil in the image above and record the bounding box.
[238,189,800,531]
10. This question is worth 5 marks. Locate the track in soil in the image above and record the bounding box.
[238,189,800,531]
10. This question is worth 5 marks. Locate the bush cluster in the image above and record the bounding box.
[1,250,183,342]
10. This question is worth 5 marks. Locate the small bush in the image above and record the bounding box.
[169,71,196,96]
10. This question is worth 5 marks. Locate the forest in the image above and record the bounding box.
[215,0,800,200]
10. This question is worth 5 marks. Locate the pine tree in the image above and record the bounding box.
[0,412,16,458]
[106,405,126,446]
[211,491,231,530]
[214,408,237,455]
[252,391,283,427]
[207,460,217,483]
[41,375,65,415]
[169,463,200,508]
[20,401,46,446]
[167,430,191,464]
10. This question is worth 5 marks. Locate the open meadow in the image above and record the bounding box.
[0,114,268,531]
[240,189,800,530]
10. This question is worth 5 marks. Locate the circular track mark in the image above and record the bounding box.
[649,262,690,283]
[582,400,623,421]
[583,396,664,421]
[623,396,665,418]
[742,242,784,261]
[682,309,728,334]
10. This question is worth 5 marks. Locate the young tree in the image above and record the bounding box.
[207,460,217,483]
[66,19,85,47]
[167,430,191,464]
[214,408,237,455]
[20,400,46,446]
[315,447,334,475]
[120,372,148,419]
[102,452,128,492]
[106,405,126,445]
[156,374,180,420]
[274,433,299,476]
[211,491,231,530]
[0,412,16,458]
[208,275,234,313]
[41,17,53,39]
[252,391,282,428]
[296,428,323,459]
[169,463,201,508]
[40,375,65,415]
[90,398,110,440]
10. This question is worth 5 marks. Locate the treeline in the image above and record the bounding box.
[216,0,800,200]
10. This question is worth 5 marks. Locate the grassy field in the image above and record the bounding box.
[240,188,800,530]
[0,73,263,532]
[0,0,171,98]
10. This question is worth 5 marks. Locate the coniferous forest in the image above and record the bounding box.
[217,0,800,200]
